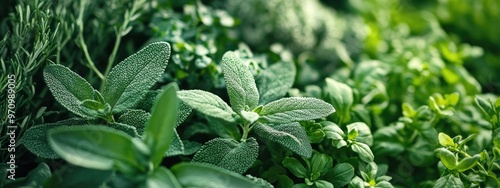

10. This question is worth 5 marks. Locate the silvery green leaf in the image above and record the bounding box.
[103,42,171,113]
[108,122,139,138]
[324,78,353,125]
[183,141,202,155]
[118,109,150,136]
[133,89,192,127]
[221,51,259,112]
[351,142,374,163]
[192,137,259,174]
[241,110,259,124]
[178,90,237,123]
[257,61,296,104]
[259,97,335,124]
[253,123,312,157]
[43,64,95,118]
[166,131,184,157]
[346,122,373,146]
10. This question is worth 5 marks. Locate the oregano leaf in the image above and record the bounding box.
[103,42,171,113]
[259,97,335,124]
[192,137,259,174]
[222,51,259,112]
[253,123,312,157]
[257,61,296,104]
[178,90,237,123]
[43,64,95,118]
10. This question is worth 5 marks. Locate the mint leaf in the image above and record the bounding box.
[222,51,259,112]
[192,137,259,174]
[178,90,237,123]
[103,42,171,113]
[43,64,95,118]
[253,123,312,157]
[256,61,296,104]
[259,97,335,124]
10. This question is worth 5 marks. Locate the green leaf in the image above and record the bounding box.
[347,122,373,145]
[143,83,179,167]
[192,137,259,174]
[20,119,88,159]
[351,142,374,163]
[436,148,457,170]
[324,163,355,188]
[438,132,455,147]
[178,90,237,123]
[259,97,335,124]
[456,155,480,172]
[433,174,464,188]
[107,123,139,137]
[241,110,259,124]
[324,78,353,125]
[6,162,51,187]
[310,152,333,176]
[475,96,495,118]
[253,123,312,157]
[322,121,347,148]
[282,157,308,178]
[80,99,105,111]
[315,180,334,188]
[375,181,394,188]
[171,163,265,188]
[222,51,259,112]
[143,167,182,188]
[165,131,185,157]
[44,166,112,188]
[257,61,296,104]
[118,109,150,136]
[103,42,171,113]
[43,64,95,118]
[347,128,359,140]
[48,125,149,174]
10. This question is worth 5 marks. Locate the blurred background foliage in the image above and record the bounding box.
[1,0,499,186]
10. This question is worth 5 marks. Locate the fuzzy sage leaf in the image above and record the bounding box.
[259,97,335,124]
[103,42,171,113]
[178,90,237,123]
[253,123,312,157]
[256,61,296,105]
[43,64,95,118]
[192,137,259,174]
[222,51,259,112]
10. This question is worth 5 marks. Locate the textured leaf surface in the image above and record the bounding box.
[324,78,353,124]
[143,83,178,167]
[165,131,184,157]
[222,51,259,112]
[192,137,259,174]
[107,122,139,138]
[43,64,94,118]
[178,90,237,123]
[118,109,150,136]
[259,97,335,124]
[20,119,88,159]
[323,163,355,188]
[253,123,312,157]
[434,174,464,188]
[171,163,263,188]
[103,42,171,113]
[346,122,373,145]
[48,125,148,172]
[257,61,296,104]
[134,90,192,127]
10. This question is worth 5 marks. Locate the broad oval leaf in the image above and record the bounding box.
[253,123,312,157]
[438,132,455,147]
[103,42,171,113]
[436,148,458,170]
[222,51,259,112]
[456,155,480,172]
[351,142,374,163]
[324,78,353,125]
[143,83,179,167]
[257,61,296,104]
[347,122,373,145]
[43,64,95,118]
[433,174,464,188]
[192,137,259,174]
[323,163,355,188]
[171,162,265,188]
[178,90,237,123]
[282,157,308,178]
[48,125,149,174]
[259,97,335,124]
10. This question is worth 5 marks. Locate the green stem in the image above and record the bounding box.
[240,123,254,142]
[100,33,122,91]
[76,0,104,80]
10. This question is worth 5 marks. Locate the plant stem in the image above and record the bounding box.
[76,0,104,80]
[240,123,254,142]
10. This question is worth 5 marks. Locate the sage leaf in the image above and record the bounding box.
[48,125,149,173]
[323,163,355,188]
[143,83,178,167]
[43,64,95,118]
[192,137,259,174]
[257,61,296,104]
[165,131,184,157]
[118,109,151,136]
[103,42,171,113]
[107,122,139,138]
[171,163,264,188]
[259,97,335,124]
[253,123,312,157]
[178,90,237,123]
[222,51,259,112]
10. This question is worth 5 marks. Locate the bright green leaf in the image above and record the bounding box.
[436,148,457,170]
[282,157,308,178]
[253,123,312,157]
[433,174,463,188]
[438,132,455,147]
[178,90,237,123]
[118,109,150,136]
[456,155,480,172]
[310,152,333,176]
[222,51,259,112]
[351,142,374,163]
[347,122,373,145]
[324,163,355,188]
[324,78,353,125]
[259,97,335,124]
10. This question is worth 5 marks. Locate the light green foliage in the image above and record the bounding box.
[143,83,178,166]
[324,163,355,188]
[324,78,354,125]
[351,142,375,163]
[253,123,312,157]
[222,51,260,112]
[43,64,95,118]
[256,60,296,105]
[103,42,171,113]
[259,97,335,124]
[177,90,237,123]
[192,138,259,174]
